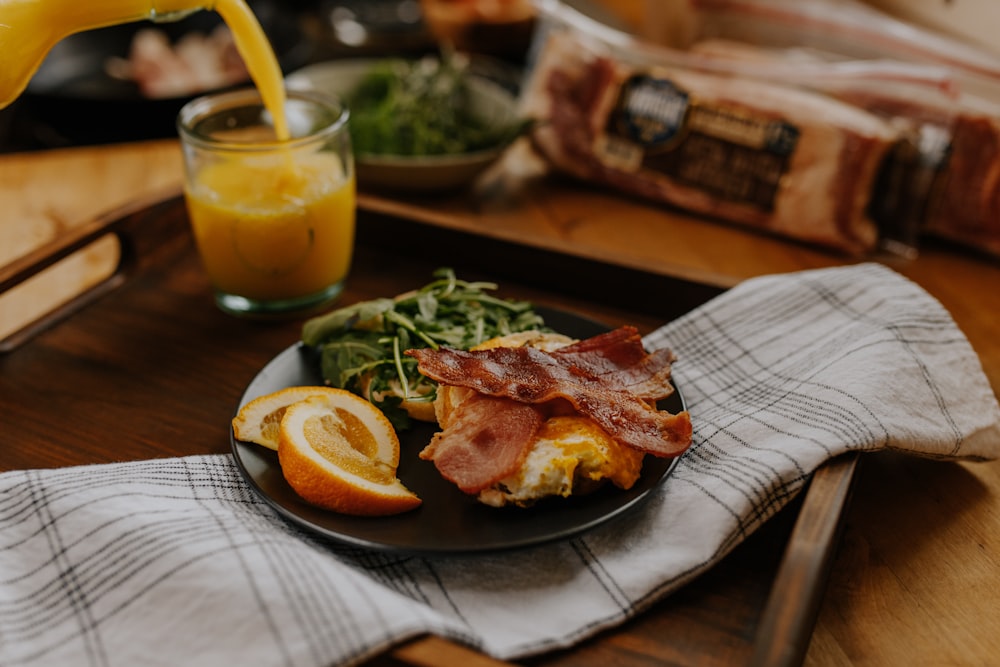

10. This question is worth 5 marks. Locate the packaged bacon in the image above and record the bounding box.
[684,41,1000,259]
[520,8,909,255]
[635,0,1000,258]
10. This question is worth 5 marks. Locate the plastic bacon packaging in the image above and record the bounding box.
[650,0,1000,259]
[521,0,1000,259]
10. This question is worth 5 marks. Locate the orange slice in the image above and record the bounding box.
[232,386,346,451]
[277,390,421,516]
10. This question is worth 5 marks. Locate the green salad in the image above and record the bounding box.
[345,55,526,157]
[301,268,548,429]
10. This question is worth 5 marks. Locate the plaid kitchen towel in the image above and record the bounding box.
[2,263,998,666]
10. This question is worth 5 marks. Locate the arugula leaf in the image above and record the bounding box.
[300,268,548,429]
[301,298,394,346]
[345,54,528,157]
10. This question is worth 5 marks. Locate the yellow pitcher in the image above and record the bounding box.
[0,0,285,125]
[0,1,216,109]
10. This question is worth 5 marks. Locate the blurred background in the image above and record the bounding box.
[0,0,1000,167]
[3,0,997,153]
[0,0,629,152]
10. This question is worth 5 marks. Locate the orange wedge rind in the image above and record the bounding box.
[277,391,421,516]
[232,385,347,451]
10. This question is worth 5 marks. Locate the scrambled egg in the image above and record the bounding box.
[477,415,645,508]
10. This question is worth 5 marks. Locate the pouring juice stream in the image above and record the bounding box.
[177,0,355,308]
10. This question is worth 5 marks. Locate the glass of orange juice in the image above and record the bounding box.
[177,88,355,317]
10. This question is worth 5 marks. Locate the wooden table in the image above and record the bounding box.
[2,139,1000,666]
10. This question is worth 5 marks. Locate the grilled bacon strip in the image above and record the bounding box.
[406,327,692,459]
[417,393,544,494]
[550,326,678,400]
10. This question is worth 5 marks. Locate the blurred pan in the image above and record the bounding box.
[20,1,312,147]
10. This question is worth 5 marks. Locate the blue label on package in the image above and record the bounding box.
[612,75,689,147]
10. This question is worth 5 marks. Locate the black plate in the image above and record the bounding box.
[230,308,684,554]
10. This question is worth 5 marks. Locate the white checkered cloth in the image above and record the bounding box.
[2,263,998,667]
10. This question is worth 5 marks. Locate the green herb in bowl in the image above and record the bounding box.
[346,55,526,157]
[285,55,528,191]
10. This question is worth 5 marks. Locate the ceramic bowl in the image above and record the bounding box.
[286,58,521,192]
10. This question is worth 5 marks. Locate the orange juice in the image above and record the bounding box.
[2,0,356,314]
[185,151,356,303]
[212,0,289,140]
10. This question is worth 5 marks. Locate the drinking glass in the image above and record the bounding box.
[177,88,355,317]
